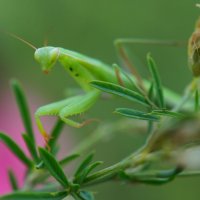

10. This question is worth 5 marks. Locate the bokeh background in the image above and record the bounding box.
[0,0,200,199]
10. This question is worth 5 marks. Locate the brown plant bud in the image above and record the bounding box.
[147,115,200,153]
[188,17,200,77]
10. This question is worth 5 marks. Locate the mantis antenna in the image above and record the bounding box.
[5,31,37,50]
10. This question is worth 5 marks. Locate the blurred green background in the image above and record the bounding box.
[0,0,200,199]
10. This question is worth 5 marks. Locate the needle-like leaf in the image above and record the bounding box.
[11,80,35,142]
[59,154,80,166]
[8,170,19,191]
[79,191,95,200]
[39,147,69,188]
[1,191,68,200]
[195,89,199,112]
[151,110,185,118]
[75,152,94,179]
[22,133,40,163]
[77,161,103,184]
[0,132,32,168]
[147,54,165,108]
[115,108,160,121]
[48,120,64,153]
[90,80,150,107]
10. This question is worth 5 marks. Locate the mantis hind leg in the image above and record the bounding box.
[59,90,100,128]
[114,38,186,70]
[114,38,186,90]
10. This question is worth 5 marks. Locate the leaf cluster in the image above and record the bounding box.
[1,53,200,200]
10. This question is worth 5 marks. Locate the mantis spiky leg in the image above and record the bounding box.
[114,38,186,72]
[114,38,186,91]
[35,90,100,144]
[35,96,79,144]
[59,90,100,127]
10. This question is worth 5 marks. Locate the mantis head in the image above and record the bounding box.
[5,32,60,74]
[34,47,60,74]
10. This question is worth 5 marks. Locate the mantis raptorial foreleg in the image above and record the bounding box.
[35,96,80,143]
[35,90,100,143]
[58,90,100,126]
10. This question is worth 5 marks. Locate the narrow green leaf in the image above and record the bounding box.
[132,167,182,185]
[22,133,40,163]
[37,154,80,169]
[147,121,154,135]
[157,167,183,178]
[133,177,175,185]
[115,108,160,121]
[39,148,69,188]
[35,161,44,169]
[118,171,131,180]
[59,154,80,166]
[49,120,64,153]
[76,161,103,184]
[72,193,81,200]
[11,80,35,142]
[147,54,165,108]
[0,132,32,167]
[72,191,94,200]
[148,81,154,101]
[79,191,94,200]
[90,81,150,107]
[151,110,185,118]
[85,161,103,175]
[195,89,199,112]
[75,152,94,178]
[8,170,19,191]
[127,167,182,185]
[1,191,68,200]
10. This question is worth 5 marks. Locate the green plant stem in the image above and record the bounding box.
[69,124,112,155]
[143,80,193,110]
[70,119,146,155]
[23,119,146,190]
[126,170,200,179]
[82,146,147,186]
[172,79,196,112]
[19,78,196,192]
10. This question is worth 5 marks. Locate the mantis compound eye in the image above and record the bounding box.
[34,49,41,63]
[49,48,60,65]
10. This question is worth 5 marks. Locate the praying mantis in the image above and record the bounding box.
[33,40,184,143]
[7,16,198,145]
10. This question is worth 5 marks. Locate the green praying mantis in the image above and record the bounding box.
[33,40,184,144]
[7,17,199,145]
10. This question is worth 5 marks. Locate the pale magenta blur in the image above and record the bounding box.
[0,87,73,195]
[0,90,44,194]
